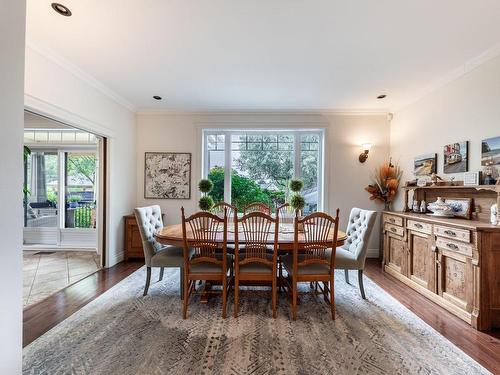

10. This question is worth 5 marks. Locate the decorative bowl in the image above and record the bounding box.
[427,197,454,216]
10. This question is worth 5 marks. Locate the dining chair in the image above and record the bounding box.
[134,205,185,298]
[181,207,232,319]
[234,211,279,318]
[243,202,271,215]
[335,208,377,299]
[282,209,340,320]
[276,202,297,224]
[212,202,237,221]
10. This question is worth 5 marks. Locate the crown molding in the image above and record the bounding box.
[392,42,500,113]
[26,41,136,113]
[136,107,389,116]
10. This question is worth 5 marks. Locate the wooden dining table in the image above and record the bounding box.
[156,223,347,249]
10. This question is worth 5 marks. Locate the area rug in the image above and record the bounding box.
[23,267,489,375]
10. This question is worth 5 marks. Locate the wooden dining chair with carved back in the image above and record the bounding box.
[234,211,280,318]
[212,202,237,221]
[276,202,296,224]
[282,209,340,320]
[243,202,272,216]
[181,207,232,319]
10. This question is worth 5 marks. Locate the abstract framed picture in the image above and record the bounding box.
[144,152,191,199]
[414,153,437,176]
[443,141,468,174]
[481,136,500,166]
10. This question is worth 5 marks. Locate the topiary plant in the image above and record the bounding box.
[198,179,214,194]
[199,195,214,211]
[290,194,305,211]
[289,178,304,193]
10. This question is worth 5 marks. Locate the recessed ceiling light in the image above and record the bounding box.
[377,94,387,99]
[51,3,72,17]
[153,96,162,100]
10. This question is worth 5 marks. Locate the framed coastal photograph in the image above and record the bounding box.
[481,136,500,166]
[144,152,191,199]
[443,141,468,174]
[414,153,437,176]
[445,197,473,219]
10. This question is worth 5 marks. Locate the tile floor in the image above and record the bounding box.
[23,251,100,308]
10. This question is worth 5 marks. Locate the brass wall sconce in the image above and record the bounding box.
[359,143,372,163]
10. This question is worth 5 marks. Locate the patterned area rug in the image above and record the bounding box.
[23,267,489,375]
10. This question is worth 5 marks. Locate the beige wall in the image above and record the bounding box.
[0,0,25,372]
[136,112,390,254]
[391,54,500,210]
[24,46,137,266]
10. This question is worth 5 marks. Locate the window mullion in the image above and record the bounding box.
[294,132,301,178]
[224,132,231,204]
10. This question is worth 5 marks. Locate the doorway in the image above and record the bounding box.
[22,111,107,308]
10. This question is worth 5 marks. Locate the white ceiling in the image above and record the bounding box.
[26,0,500,112]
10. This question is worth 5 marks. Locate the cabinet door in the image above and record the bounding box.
[386,233,406,276]
[437,249,473,313]
[408,230,435,292]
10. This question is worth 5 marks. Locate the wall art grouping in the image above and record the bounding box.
[414,153,437,176]
[144,152,191,199]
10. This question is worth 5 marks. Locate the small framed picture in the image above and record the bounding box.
[481,136,500,166]
[445,197,473,219]
[414,153,437,176]
[463,171,481,186]
[443,141,468,173]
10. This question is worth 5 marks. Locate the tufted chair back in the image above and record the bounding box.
[134,205,164,266]
[341,208,377,266]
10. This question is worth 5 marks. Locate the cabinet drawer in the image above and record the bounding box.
[434,225,470,243]
[436,237,473,257]
[407,220,432,234]
[384,214,403,226]
[385,223,404,237]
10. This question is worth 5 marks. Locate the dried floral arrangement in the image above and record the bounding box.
[365,159,403,207]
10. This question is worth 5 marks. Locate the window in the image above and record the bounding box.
[203,129,323,213]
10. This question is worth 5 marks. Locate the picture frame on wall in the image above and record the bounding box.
[481,136,500,166]
[443,141,468,174]
[414,153,437,176]
[144,152,192,199]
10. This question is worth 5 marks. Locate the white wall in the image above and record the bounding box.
[136,112,390,254]
[391,54,500,210]
[24,46,137,266]
[0,0,26,372]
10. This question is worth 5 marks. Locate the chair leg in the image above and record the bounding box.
[292,279,297,321]
[330,274,335,320]
[179,268,184,300]
[159,267,164,281]
[344,269,350,284]
[222,275,227,319]
[143,267,152,296]
[358,270,366,299]
[183,273,189,319]
[233,277,239,318]
[272,275,277,319]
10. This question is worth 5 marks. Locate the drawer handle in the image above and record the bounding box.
[446,243,459,250]
[389,218,395,223]
[414,223,423,229]
[390,227,397,233]
[444,230,456,237]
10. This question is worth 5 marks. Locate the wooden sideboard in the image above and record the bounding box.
[124,214,145,260]
[382,208,500,330]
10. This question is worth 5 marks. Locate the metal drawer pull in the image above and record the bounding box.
[444,230,456,237]
[390,227,397,232]
[389,218,395,223]
[414,223,423,229]
[446,243,459,250]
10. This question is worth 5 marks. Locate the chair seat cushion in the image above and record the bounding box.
[282,254,330,275]
[150,246,185,267]
[334,247,361,269]
[190,254,233,274]
[239,262,273,274]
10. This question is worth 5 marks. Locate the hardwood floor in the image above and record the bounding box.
[23,259,500,373]
[364,259,500,374]
[23,260,143,347]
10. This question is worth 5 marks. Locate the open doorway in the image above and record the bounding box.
[22,111,106,308]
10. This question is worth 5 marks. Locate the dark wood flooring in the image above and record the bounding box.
[23,259,500,373]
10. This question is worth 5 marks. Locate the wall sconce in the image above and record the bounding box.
[359,143,372,163]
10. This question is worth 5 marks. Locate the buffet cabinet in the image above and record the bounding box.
[383,211,500,330]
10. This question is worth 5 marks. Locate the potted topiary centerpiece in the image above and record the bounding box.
[289,178,305,229]
[198,179,214,211]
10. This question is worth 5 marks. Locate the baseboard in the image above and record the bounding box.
[367,248,380,258]
[23,245,97,252]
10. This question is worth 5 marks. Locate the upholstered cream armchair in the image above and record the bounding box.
[335,208,377,299]
[134,205,185,298]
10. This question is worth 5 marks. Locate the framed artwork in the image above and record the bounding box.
[414,153,437,176]
[443,141,468,174]
[463,171,481,186]
[481,136,500,166]
[144,152,191,199]
[445,197,473,219]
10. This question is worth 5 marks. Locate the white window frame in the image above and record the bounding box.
[202,129,324,211]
